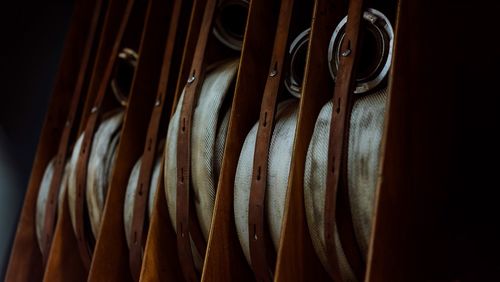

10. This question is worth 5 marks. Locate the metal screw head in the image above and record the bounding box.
[91,106,98,113]
[341,49,352,57]
[187,75,195,84]
[155,100,160,107]
[269,69,277,77]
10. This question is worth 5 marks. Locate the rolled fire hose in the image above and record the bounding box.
[68,111,124,239]
[233,29,309,266]
[304,8,393,280]
[35,158,70,252]
[66,47,136,243]
[234,100,299,264]
[123,152,162,250]
[164,59,239,269]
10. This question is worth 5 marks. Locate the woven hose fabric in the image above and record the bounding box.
[234,99,299,265]
[164,59,239,269]
[35,158,70,252]
[123,155,162,250]
[67,111,124,238]
[304,88,387,280]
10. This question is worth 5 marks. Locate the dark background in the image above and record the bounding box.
[0,1,74,278]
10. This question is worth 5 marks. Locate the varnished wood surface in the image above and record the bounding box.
[12,0,498,280]
[138,1,207,280]
[274,0,345,281]
[139,161,184,281]
[365,0,493,280]
[4,1,101,281]
[43,196,87,282]
[87,0,173,280]
[201,0,281,281]
[42,0,135,279]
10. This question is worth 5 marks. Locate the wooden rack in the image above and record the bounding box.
[5,0,476,281]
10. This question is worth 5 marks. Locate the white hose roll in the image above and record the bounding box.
[35,158,70,252]
[164,59,239,268]
[304,88,387,280]
[123,154,162,250]
[67,111,124,239]
[234,99,299,265]
[68,134,84,234]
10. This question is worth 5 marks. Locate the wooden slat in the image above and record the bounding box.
[139,158,184,281]
[138,1,207,280]
[86,0,173,280]
[201,0,281,280]
[274,0,345,281]
[41,0,137,279]
[43,195,87,282]
[4,1,101,281]
[366,0,452,280]
[128,0,194,279]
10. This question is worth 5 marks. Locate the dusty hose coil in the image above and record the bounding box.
[123,152,162,250]
[164,59,239,269]
[67,111,124,239]
[234,99,299,264]
[35,158,70,252]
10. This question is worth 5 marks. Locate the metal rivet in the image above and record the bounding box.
[91,106,98,113]
[155,99,160,106]
[364,11,378,23]
[187,75,195,84]
[341,49,351,57]
[65,120,71,127]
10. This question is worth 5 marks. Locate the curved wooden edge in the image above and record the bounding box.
[78,0,132,134]
[170,0,208,116]
[41,0,135,279]
[274,0,345,281]
[201,0,281,281]
[137,1,209,280]
[86,0,173,281]
[4,1,101,281]
[365,1,414,281]
[139,157,183,281]
[128,0,194,279]
[43,193,87,282]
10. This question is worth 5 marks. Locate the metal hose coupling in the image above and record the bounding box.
[111,48,139,106]
[213,0,249,51]
[285,28,310,98]
[328,8,394,94]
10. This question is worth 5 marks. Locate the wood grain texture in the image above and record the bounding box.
[170,0,208,116]
[201,0,280,281]
[139,162,183,281]
[128,0,193,279]
[43,196,86,282]
[42,0,134,279]
[138,1,207,281]
[274,0,345,281]
[4,1,100,281]
[41,0,106,263]
[87,0,173,280]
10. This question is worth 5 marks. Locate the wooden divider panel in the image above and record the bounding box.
[274,0,346,281]
[4,1,102,281]
[87,0,174,281]
[128,0,195,279]
[201,0,281,281]
[42,0,140,280]
[139,160,184,281]
[139,1,207,280]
